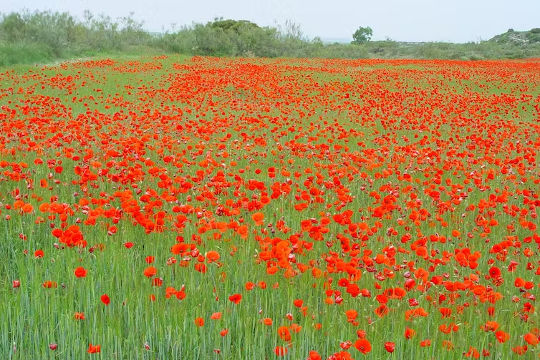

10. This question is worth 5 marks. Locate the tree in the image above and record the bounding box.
[0,13,26,42]
[352,26,373,44]
[209,18,260,34]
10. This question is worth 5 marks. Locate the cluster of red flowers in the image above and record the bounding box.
[2,56,538,358]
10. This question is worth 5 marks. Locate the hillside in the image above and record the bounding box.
[489,28,540,44]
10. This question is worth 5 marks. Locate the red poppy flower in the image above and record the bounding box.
[274,346,288,356]
[194,317,204,327]
[87,344,100,353]
[495,330,510,343]
[251,212,264,225]
[489,266,501,278]
[404,327,416,339]
[277,326,291,341]
[74,266,87,278]
[101,294,110,305]
[206,250,220,263]
[354,338,372,354]
[228,293,242,304]
[384,342,395,353]
[420,339,431,347]
[524,332,539,346]
[143,266,157,278]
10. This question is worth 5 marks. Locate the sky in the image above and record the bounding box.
[1,0,539,43]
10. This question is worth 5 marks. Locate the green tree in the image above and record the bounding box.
[352,26,373,44]
[0,13,26,42]
[209,18,260,34]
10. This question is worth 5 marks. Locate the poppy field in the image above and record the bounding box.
[0,56,539,359]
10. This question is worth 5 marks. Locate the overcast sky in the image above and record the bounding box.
[2,0,539,42]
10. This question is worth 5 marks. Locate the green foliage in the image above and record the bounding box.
[209,18,260,33]
[352,26,373,44]
[0,42,54,66]
[0,10,153,66]
[526,28,540,43]
[0,10,539,67]
[0,13,26,43]
[489,28,540,45]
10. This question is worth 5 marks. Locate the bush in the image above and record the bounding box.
[0,10,154,66]
[0,42,54,66]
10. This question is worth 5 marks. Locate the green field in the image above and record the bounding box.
[0,55,539,359]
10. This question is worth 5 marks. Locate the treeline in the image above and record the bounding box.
[1,10,539,66]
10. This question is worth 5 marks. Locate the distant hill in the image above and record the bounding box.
[489,28,540,44]
[321,38,350,44]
